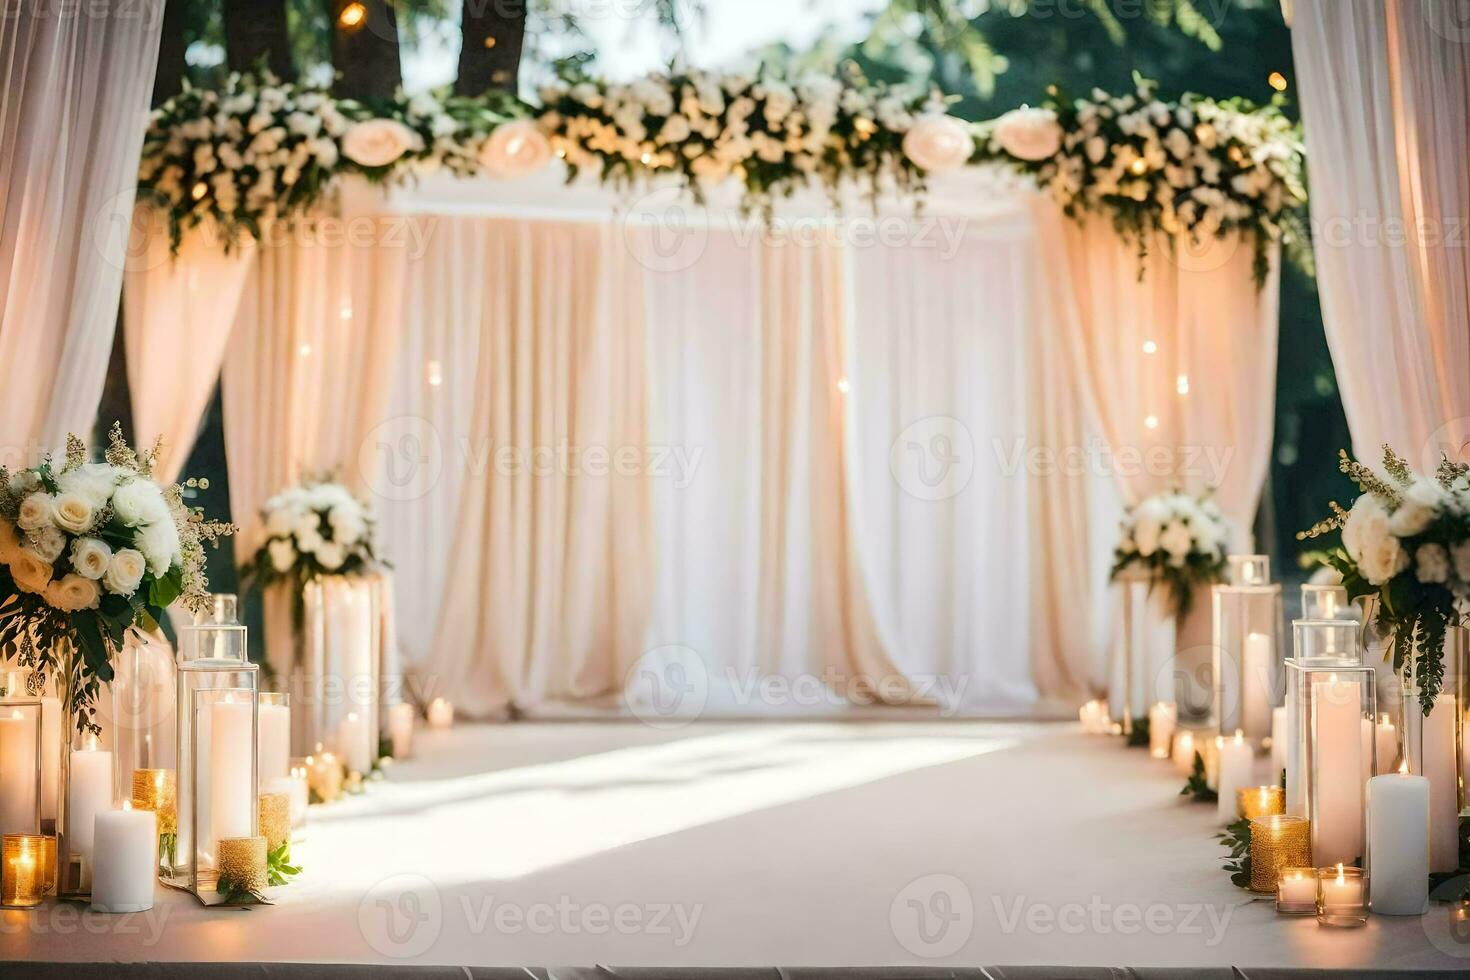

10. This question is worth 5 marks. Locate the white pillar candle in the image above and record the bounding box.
[1423,692,1460,872]
[1270,706,1287,782]
[90,802,156,913]
[1311,675,1364,868]
[1205,737,1221,790]
[40,695,59,823]
[257,699,290,787]
[1172,730,1197,776]
[1217,731,1253,824]
[0,708,39,834]
[335,710,370,775]
[427,698,453,731]
[1373,714,1397,776]
[1242,632,1273,741]
[203,697,253,868]
[67,737,113,871]
[1148,702,1176,759]
[1367,766,1429,915]
[387,703,414,759]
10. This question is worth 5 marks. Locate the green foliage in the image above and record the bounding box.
[1217,817,1252,889]
[267,842,303,887]
[1180,750,1216,802]
[1126,714,1150,748]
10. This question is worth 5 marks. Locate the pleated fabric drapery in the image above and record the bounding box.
[1292,0,1470,466]
[0,1,163,463]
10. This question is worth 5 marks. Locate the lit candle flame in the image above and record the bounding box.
[1335,862,1345,885]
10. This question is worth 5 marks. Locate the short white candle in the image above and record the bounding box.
[0,708,39,834]
[1217,731,1253,824]
[90,801,156,913]
[1311,674,1364,867]
[387,703,414,759]
[1422,693,1460,872]
[1319,863,1365,908]
[1367,764,1429,915]
[1242,632,1273,740]
[67,736,113,872]
[257,698,290,787]
[427,698,453,731]
[1148,702,1176,760]
[336,711,371,775]
[1172,730,1197,776]
[1277,868,1316,906]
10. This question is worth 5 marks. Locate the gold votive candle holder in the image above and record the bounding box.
[258,792,291,852]
[1249,814,1311,894]
[1275,866,1317,914]
[131,768,177,835]
[1238,785,1285,821]
[1317,864,1368,927]
[2,834,46,907]
[307,752,344,803]
[216,836,267,895]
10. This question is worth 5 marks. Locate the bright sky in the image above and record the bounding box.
[403,0,887,92]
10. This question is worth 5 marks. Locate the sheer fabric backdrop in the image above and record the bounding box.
[0,1,162,464]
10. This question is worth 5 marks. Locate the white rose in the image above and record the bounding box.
[1342,495,1409,586]
[1388,478,1444,537]
[45,573,100,612]
[268,538,297,573]
[8,549,53,595]
[7,471,40,499]
[266,505,299,537]
[315,541,345,570]
[1133,516,1161,558]
[27,526,65,564]
[17,492,53,532]
[103,548,147,595]
[901,115,974,174]
[478,120,553,179]
[111,478,163,527]
[59,463,118,509]
[137,519,181,576]
[51,492,96,534]
[993,107,1063,161]
[340,119,420,168]
[1416,543,1450,584]
[70,537,112,580]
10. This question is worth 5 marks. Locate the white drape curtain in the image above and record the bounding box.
[0,0,163,465]
[1292,0,1470,467]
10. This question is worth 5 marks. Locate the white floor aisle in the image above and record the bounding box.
[3,721,1466,970]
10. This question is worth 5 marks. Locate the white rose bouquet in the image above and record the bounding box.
[0,426,235,733]
[1110,490,1231,616]
[244,479,378,593]
[1303,447,1470,713]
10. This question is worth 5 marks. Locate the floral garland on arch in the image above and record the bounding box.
[0,425,235,733]
[1109,490,1231,617]
[243,480,379,595]
[977,79,1306,285]
[1301,447,1470,713]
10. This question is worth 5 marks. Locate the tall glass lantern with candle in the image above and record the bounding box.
[1213,555,1285,750]
[0,671,44,845]
[168,623,261,904]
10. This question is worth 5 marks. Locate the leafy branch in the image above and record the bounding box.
[1180,751,1216,802]
[1217,817,1251,889]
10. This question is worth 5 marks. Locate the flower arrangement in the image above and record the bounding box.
[0,426,234,732]
[977,79,1306,285]
[244,480,378,593]
[1110,490,1231,616]
[1301,447,1470,712]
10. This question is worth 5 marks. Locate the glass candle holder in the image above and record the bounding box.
[0,676,44,839]
[1212,555,1284,749]
[1276,866,1317,914]
[1300,583,1356,622]
[130,768,177,875]
[1112,571,1174,735]
[292,576,382,765]
[1293,644,1377,868]
[1250,814,1311,894]
[1285,619,1365,818]
[107,629,177,814]
[1,833,46,907]
[257,692,291,788]
[1316,865,1368,927]
[1239,785,1285,820]
[1148,701,1177,759]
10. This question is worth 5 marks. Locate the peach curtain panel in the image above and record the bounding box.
[0,0,162,465]
[1292,0,1470,467]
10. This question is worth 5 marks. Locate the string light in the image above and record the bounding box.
[1128,158,1148,176]
[1141,340,1157,355]
[1268,72,1288,92]
[1144,415,1159,430]
[1176,374,1190,395]
[338,2,366,28]
[426,360,443,387]
[483,35,497,48]
[190,182,207,201]
[299,343,313,357]
[339,304,352,320]
[836,377,851,394]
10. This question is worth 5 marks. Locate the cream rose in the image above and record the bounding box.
[341,119,420,168]
[103,548,147,596]
[9,548,53,595]
[993,107,1063,161]
[51,492,96,533]
[45,573,100,612]
[479,120,553,179]
[901,115,975,174]
[316,541,345,570]
[17,492,53,532]
[70,537,113,581]
[268,538,297,573]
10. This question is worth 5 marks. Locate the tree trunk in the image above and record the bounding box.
[223,0,296,81]
[329,0,403,102]
[455,0,527,96]
[150,0,188,107]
